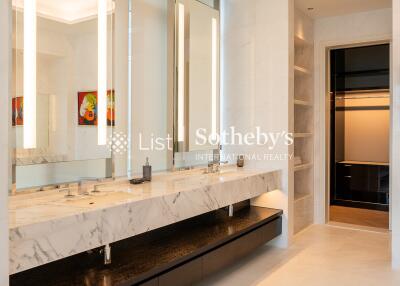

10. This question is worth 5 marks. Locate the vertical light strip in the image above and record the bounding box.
[211,17,217,137]
[23,0,37,149]
[98,0,108,145]
[177,3,185,142]
[50,94,57,132]
[127,0,132,176]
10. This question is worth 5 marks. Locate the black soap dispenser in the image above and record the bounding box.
[143,157,152,181]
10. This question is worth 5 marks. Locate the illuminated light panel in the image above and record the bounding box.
[97,0,107,145]
[178,3,185,142]
[211,17,218,138]
[23,0,37,149]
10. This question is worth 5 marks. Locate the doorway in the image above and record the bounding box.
[328,43,390,229]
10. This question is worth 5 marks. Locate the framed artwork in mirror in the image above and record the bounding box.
[12,96,24,126]
[78,90,115,126]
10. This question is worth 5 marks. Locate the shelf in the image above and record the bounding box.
[294,192,312,203]
[334,69,389,78]
[295,35,312,48]
[337,160,389,167]
[294,99,313,107]
[295,65,311,76]
[294,163,313,172]
[294,133,313,138]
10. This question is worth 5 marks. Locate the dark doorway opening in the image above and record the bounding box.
[329,44,390,228]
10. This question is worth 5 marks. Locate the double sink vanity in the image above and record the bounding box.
[10,167,283,285]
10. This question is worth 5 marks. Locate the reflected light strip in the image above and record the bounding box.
[178,3,185,142]
[211,17,217,137]
[127,0,132,176]
[50,94,57,132]
[98,0,107,145]
[23,0,37,149]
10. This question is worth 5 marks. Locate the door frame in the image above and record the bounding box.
[314,34,392,226]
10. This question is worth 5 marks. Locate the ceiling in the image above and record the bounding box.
[296,0,392,19]
[12,0,114,24]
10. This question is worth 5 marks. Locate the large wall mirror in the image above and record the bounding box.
[12,0,116,191]
[173,0,220,168]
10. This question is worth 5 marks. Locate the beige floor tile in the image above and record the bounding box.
[198,224,400,286]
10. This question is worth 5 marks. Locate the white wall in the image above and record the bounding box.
[391,0,400,269]
[131,0,168,174]
[221,0,294,247]
[343,94,390,163]
[314,8,392,224]
[0,0,11,284]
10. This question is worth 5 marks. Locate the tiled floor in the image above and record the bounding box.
[330,205,389,229]
[199,224,400,286]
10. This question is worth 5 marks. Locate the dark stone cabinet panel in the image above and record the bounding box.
[158,258,202,286]
[158,217,282,286]
[202,240,236,276]
[139,278,159,286]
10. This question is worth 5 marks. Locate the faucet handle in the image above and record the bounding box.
[78,177,99,184]
[57,185,75,198]
[92,182,109,193]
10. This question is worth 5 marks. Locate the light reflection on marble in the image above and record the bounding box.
[9,167,281,274]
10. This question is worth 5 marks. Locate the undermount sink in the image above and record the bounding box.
[162,169,239,184]
[55,191,137,208]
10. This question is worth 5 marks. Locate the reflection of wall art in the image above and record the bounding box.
[78,90,115,126]
[12,97,24,126]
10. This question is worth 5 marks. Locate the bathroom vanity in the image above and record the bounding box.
[9,168,282,285]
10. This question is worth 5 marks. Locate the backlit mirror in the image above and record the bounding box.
[12,0,116,191]
[173,0,220,168]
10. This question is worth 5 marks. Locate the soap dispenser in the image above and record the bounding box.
[143,157,152,181]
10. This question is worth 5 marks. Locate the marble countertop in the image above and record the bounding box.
[10,206,283,286]
[9,167,282,274]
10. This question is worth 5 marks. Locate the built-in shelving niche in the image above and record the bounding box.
[293,8,314,235]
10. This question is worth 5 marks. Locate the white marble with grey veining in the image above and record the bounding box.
[9,167,281,274]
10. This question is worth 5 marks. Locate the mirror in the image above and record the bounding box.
[173,0,220,168]
[12,0,116,191]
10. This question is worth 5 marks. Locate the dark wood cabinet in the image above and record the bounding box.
[333,162,389,210]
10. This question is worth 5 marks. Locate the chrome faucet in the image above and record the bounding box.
[78,177,114,195]
[207,160,229,173]
[57,184,74,198]
[205,147,228,173]
[77,177,101,195]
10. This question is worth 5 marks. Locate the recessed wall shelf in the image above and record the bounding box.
[294,163,313,172]
[293,9,314,235]
[294,99,313,107]
[294,192,312,202]
[294,133,313,138]
[295,65,311,76]
[295,35,312,48]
